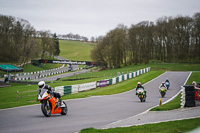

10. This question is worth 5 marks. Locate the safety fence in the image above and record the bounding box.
[13,66,81,81]
[14,69,68,81]
[4,64,65,78]
[10,80,50,84]
[55,67,150,96]
[17,90,38,102]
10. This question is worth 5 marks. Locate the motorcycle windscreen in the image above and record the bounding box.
[38,89,48,99]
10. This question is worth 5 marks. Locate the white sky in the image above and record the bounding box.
[0,0,199,39]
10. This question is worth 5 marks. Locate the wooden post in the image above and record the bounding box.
[159,98,162,106]
[17,90,19,101]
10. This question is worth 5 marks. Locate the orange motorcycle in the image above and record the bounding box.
[38,88,68,117]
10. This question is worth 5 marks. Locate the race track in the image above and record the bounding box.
[0,71,190,133]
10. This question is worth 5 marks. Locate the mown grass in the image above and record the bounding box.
[80,118,200,133]
[59,40,94,61]
[0,83,39,109]
[186,71,200,85]
[149,63,200,71]
[150,94,181,111]
[22,63,63,72]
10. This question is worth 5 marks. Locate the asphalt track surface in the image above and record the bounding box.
[0,71,190,133]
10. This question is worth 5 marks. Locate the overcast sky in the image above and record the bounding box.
[0,0,199,39]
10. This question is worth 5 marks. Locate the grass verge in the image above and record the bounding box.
[80,118,200,133]
[150,94,181,111]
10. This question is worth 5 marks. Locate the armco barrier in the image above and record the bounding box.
[55,67,150,96]
[71,85,79,93]
[112,77,117,84]
[64,86,72,95]
[55,82,97,96]
[55,86,64,96]
[79,82,97,92]
[124,74,127,80]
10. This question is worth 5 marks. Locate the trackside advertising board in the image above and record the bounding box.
[31,59,96,66]
[97,80,107,87]
[78,82,97,92]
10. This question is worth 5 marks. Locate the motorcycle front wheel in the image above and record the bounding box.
[138,95,143,102]
[41,101,51,117]
[161,91,165,97]
[61,101,68,115]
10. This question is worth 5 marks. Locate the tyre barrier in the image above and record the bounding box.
[55,67,150,96]
[181,85,196,108]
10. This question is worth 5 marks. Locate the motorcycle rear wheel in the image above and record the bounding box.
[143,95,146,102]
[41,102,51,117]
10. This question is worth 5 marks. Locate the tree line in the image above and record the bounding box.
[0,14,60,66]
[91,12,200,69]
[58,33,89,42]
[58,33,102,43]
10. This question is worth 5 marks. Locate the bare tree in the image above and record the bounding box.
[39,30,54,59]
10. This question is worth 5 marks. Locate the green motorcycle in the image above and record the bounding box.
[136,88,146,102]
[160,87,167,97]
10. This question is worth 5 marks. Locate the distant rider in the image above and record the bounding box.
[165,78,170,84]
[38,81,63,107]
[136,82,146,96]
[159,82,167,91]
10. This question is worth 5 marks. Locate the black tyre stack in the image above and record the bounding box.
[184,85,196,107]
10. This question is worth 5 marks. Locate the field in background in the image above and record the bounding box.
[59,40,95,61]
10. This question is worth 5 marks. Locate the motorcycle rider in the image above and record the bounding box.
[165,78,170,84]
[159,82,167,91]
[38,81,63,107]
[136,82,147,96]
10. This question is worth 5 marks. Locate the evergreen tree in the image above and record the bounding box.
[53,33,60,56]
